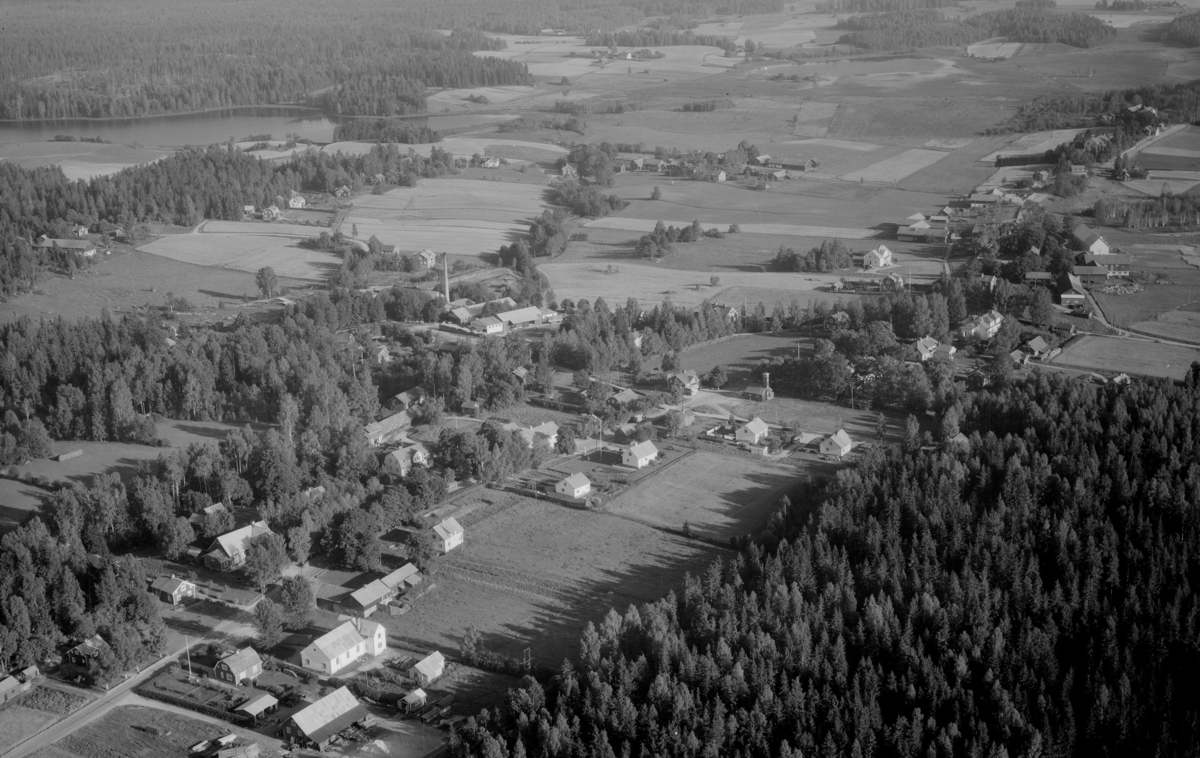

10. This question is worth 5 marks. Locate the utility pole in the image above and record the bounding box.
[185,634,192,679]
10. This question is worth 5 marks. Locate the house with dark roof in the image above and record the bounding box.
[608,388,641,408]
[668,370,700,396]
[65,635,111,667]
[1059,273,1087,309]
[363,411,412,447]
[215,647,263,685]
[150,575,197,605]
[203,521,275,571]
[282,686,370,751]
[1024,271,1054,288]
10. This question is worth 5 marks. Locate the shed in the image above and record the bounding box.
[282,686,369,751]
[400,688,428,714]
[410,652,446,687]
[236,693,279,722]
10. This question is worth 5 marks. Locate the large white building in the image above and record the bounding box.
[300,619,386,675]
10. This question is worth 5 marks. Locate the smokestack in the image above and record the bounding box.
[762,372,770,389]
[443,252,450,303]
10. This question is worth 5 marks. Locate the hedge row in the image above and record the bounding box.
[135,686,253,725]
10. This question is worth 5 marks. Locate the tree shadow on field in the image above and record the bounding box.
[470,529,734,668]
[173,423,233,441]
[65,455,155,487]
[199,289,252,301]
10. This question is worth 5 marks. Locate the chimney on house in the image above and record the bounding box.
[762,372,770,389]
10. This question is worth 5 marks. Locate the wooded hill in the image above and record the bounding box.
[451,370,1200,758]
[0,0,783,120]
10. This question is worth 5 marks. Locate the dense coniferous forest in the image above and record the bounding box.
[0,143,457,298]
[1163,12,1200,46]
[584,29,737,50]
[836,8,1114,49]
[0,0,787,119]
[451,371,1200,758]
[331,121,441,144]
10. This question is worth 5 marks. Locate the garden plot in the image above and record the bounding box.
[839,149,949,183]
[139,233,338,280]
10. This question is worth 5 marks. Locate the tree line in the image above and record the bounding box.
[0,142,458,299]
[835,7,1115,50]
[452,369,1200,757]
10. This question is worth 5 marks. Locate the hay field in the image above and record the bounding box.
[782,137,882,152]
[584,216,876,238]
[50,704,266,758]
[1088,13,1173,27]
[388,494,718,665]
[1126,176,1200,195]
[428,86,541,106]
[139,232,338,280]
[1130,310,1200,343]
[201,220,321,237]
[607,179,939,230]
[0,705,58,747]
[606,451,795,540]
[839,148,949,183]
[0,141,169,180]
[0,250,275,325]
[323,138,566,161]
[540,260,851,308]
[1051,335,1200,380]
[342,178,548,255]
[967,38,1024,58]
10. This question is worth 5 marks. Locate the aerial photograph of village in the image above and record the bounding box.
[2,0,1200,755]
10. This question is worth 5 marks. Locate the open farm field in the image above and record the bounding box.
[1051,335,1200,380]
[585,216,876,238]
[0,705,59,748]
[1005,35,1176,90]
[201,219,321,236]
[839,148,949,183]
[323,137,567,162]
[0,249,287,325]
[1094,282,1200,329]
[138,231,338,280]
[608,178,945,231]
[899,136,1012,195]
[343,179,547,255]
[429,86,542,107]
[46,704,260,758]
[967,39,1025,59]
[606,451,795,540]
[680,331,817,381]
[1126,176,1200,195]
[1087,13,1174,27]
[1129,310,1200,343]
[386,494,720,665]
[0,140,170,180]
[1133,152,1200,171]
[540,260,878,308]
[826,96,1017,147]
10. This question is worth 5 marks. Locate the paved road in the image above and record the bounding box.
[5,618,240,758]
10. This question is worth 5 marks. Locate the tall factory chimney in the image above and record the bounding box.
[442,253,450,303]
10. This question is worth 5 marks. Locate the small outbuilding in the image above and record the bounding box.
[409,652,446,687]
